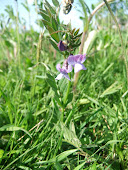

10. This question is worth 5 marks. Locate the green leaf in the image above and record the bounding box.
[100,82,122,98]
[49,38,62,53]
[21,3,29,12]
[46,73,58,91]
[35,149,78,164]
[42,20,59,42]
[42,19,52,28]
[61,123,81,148]
[73,32,83,40]
[4,40,13,48]
[90,162,97,170]
[79,0,88,31]
[54,161,62,170]
[0,124,32,138]
[18,165,32,170]
[40,11,50,22]
[74,161,86,170]
[52,0,59,7]
[44,5,52,17]
[79,98,90,105]
[0,149,4,159]
[47,26,59,42]
[67,92,73,104]
[84,95,99,105]
[46,74,63,107]
[39,8,48,15]
[51,16,58,31]
[72,42,81,48]
[45,0,56,15]
[56,149,78,162]
[71,28,76,34]
[74,28,80,36]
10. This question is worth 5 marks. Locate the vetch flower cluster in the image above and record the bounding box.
[68,54,87,73]
[55,60,72,81]
[56,41,87,81]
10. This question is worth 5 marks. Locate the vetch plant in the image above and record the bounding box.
[40,0,87,111]
[39,0,88,162]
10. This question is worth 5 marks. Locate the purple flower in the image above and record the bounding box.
[55,60,72,81]
[68,54,87,73]
[58,40,67,51]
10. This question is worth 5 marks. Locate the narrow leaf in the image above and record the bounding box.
[74,161,86,170]
[40,11,50,22]
[48,26,59,42]
[0,125,32,138]
[56,149,78,162]
[35,149,78,164]
[49,38,63,54]
[52,0,59,7]
[74,28,80,36]
[100,82,122,98]
[42,19,52,29]
[0,149,4,159]
[51,16,58,31]
[46,73,57,91]
[45,0,56,15]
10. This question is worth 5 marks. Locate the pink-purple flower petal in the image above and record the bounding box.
[55,73,64,80]
[68,54,86,65]
[58,41,67,51]
[76,54,86,63]
[56,61,72,81]
[63,74,71,81]
[68,55,76,65]
[68,54,86,73]
[67,65,72,73]
[74,63,87,73]
[56,64,61,72]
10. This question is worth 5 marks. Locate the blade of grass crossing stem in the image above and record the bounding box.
[0,124,32,138]
[54,131,63,157]
[74,161,86,170]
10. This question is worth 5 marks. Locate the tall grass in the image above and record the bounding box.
[0,0,128,169]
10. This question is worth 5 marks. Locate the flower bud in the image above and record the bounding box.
[58,40,67,51]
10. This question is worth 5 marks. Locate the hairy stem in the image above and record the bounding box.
[63,73,71,105]
[73,0,114,91]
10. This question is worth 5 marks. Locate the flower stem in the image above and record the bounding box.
[60,73,71,122]
[73,0,114,92]
[61,108,64,122]
[63,73,71,105]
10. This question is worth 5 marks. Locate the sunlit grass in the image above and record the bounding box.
[0,0,128,169]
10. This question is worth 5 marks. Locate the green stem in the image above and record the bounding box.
[60,73,71,122]
[63,73,71,105]
[15,0,20,66]
[61,108,64,122]
[73,0,115,92]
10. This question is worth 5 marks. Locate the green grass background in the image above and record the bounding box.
[0,0,128,169]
